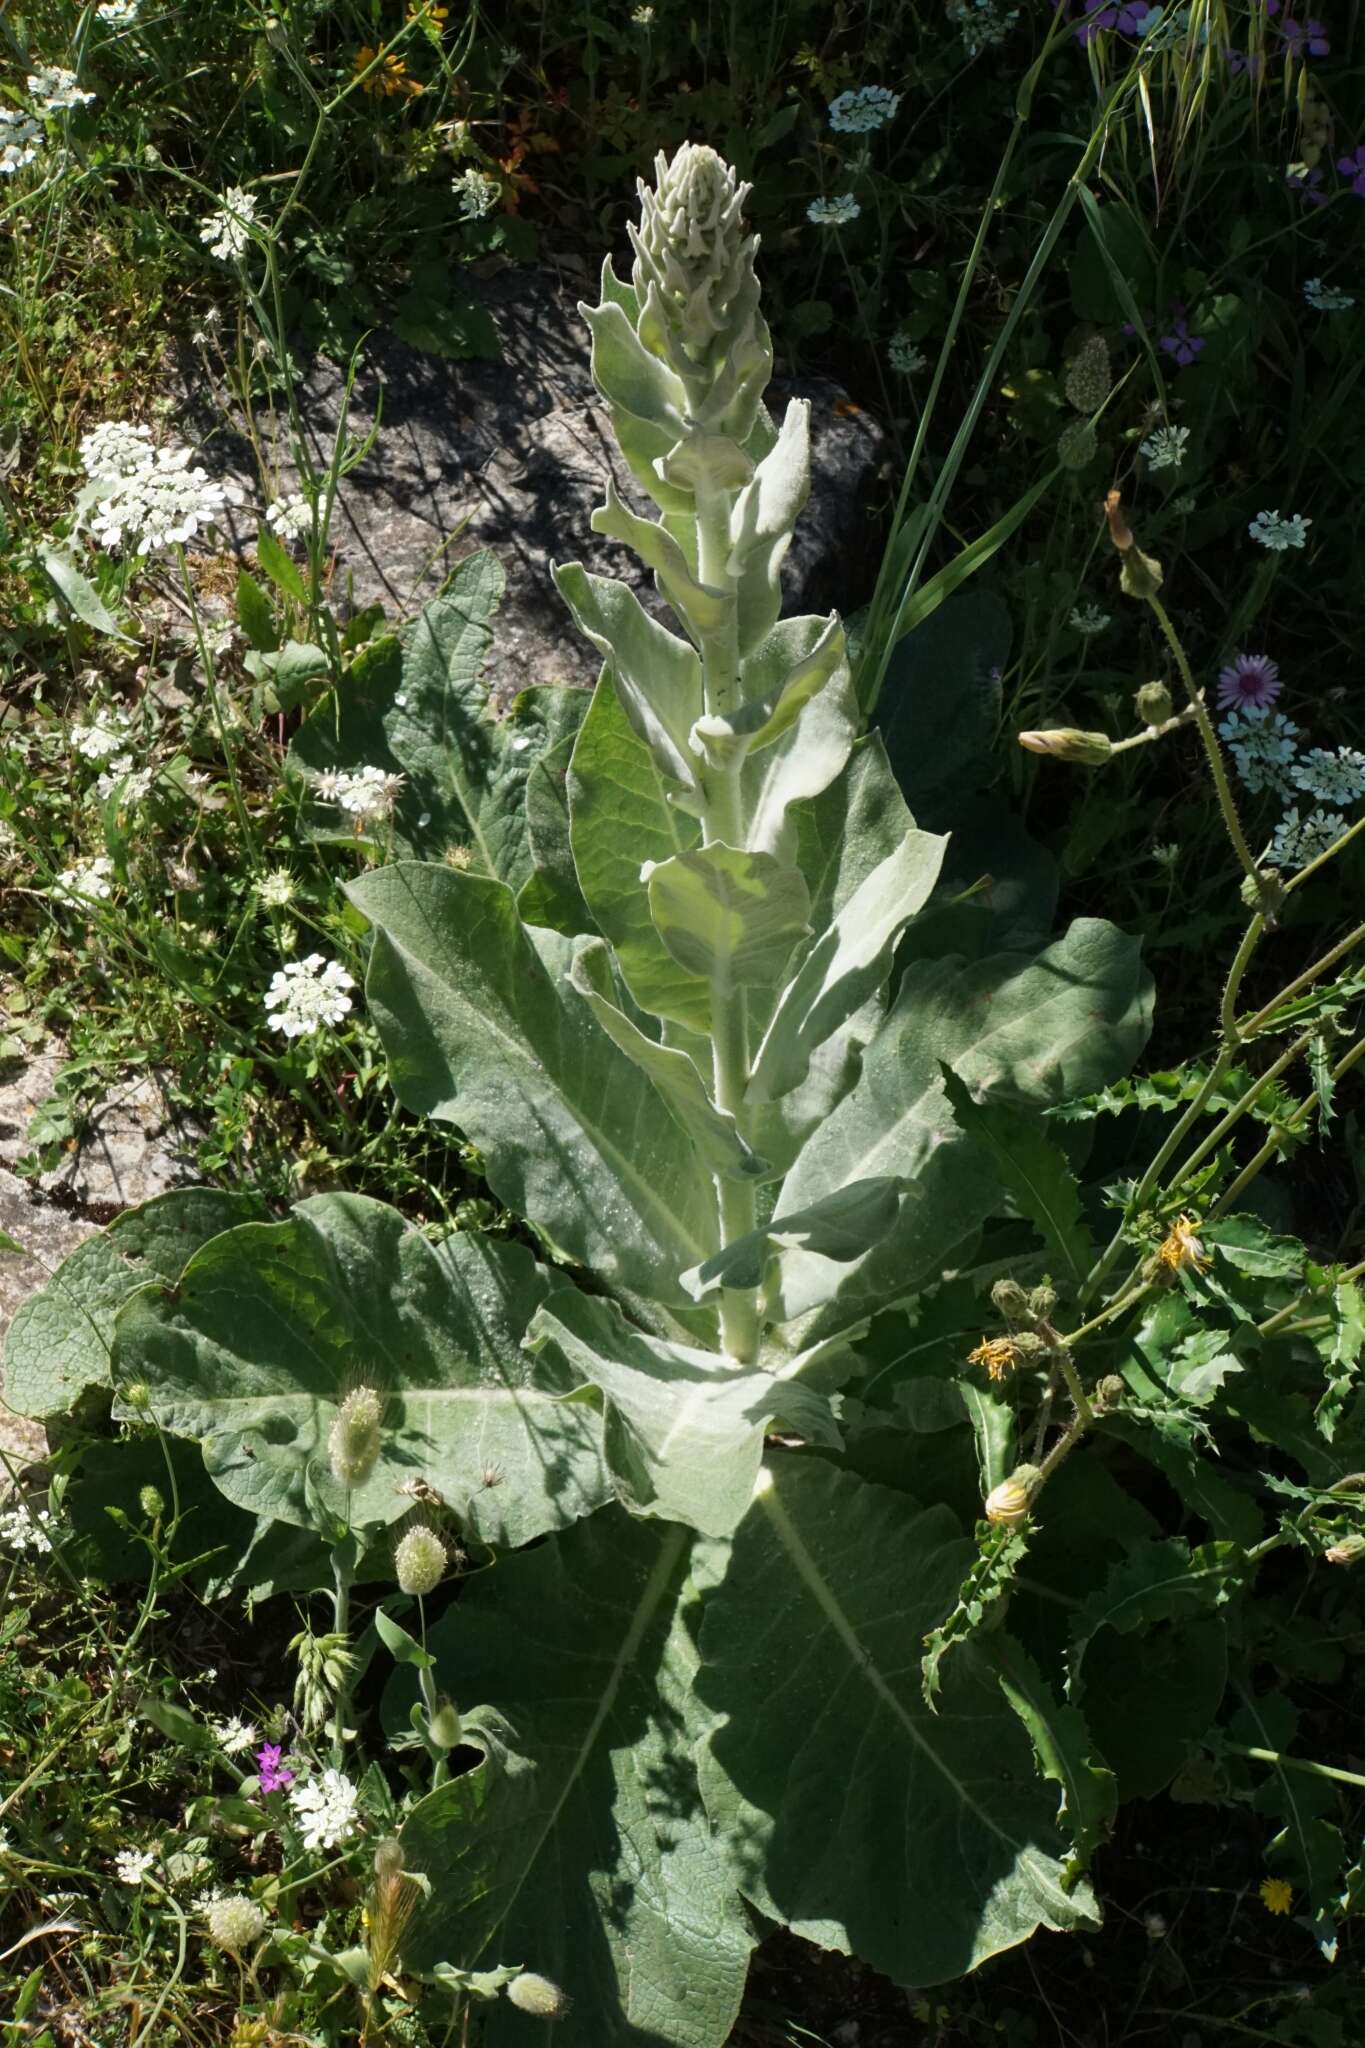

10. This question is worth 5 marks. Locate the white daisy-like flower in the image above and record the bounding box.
[80,420,154,482]
[1218,706,1300,798]
[1290,747,1365,807]
[265,492,312,543]
[1069,603,1111,636]
[28,66,97,113]
[1140,424,1190,472]
[54,855,116,904]
[453,166,500,220]
[199,187,261,262]
[0,108,44,175]
[0,1503,56,1553]
[287,1768,359,1852]
[72,712,131,760]
[1248,509,1311,552]
[827,85,901,134]
[887,331,927,376]
[263,954,355,1039]
[86,444,244,556]
[97,0,142,21]
[1267,806,1349,870]
[806,194,861,226]
[95,757,152,802]
[114,1847,157,1886]
[317,765,405,827]
[213,1716,260,1756]
[1303,278,1355,313]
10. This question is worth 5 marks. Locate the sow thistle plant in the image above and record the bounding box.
[9,144,1365,2036]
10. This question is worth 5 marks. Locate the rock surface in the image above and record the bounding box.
[171,262,886,696]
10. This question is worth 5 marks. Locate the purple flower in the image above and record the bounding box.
[1224,47,1263,78]
[1338,147,1365,199]
[1160,312,1206,367]
[1216,653,1282,711]
[256,1743,294,1793]
[1277,16,1329,59]
[1287,165,1328,208]
[1073,0,1150,41]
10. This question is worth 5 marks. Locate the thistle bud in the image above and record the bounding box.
[990,1278,1031,1322]
[506,1972,572,2020]
[631,144,754,359]
[428,1698,463,1750]
[139,1485,165,1521]
[1324,1534,1365,1567]
[984,1464,1040,1528]
[1057,418,1098,471]
[328,1386,383,1490]
[1064,335,1111,412]
[1094,1374,1127,1411]
[1018,728,1113,767]
[395,1525,447,1598]
[1028,1281,1058,1323]
[1135,680,1173,726]
[204,1894,267,1954]
[1241,868,1285,919]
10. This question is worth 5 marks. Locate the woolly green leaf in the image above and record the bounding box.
[515,729,595,935]
[646,845,811,986]
[696,1458,1098,1984]
[553,563,702,789]
[591,479,725,633]
[347,865,717,1303]
[682,1177,904,1322]
[728,399,811,657]
[112,1193,610,1542]
[941,1068,1095,1289]
[525,1289,840,1536]
[398,1513,755,2048]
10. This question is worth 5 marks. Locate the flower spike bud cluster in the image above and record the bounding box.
[630,144,758,367]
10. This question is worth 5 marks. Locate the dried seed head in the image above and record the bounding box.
[990,1278,1031,1322]
[1065,335,1111,412]
[395,1524,447,1598]
[205,1894,267,1954]
[506,1971,572,2020]
[328,1385,383,1489]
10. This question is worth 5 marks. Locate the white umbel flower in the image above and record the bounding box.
[97,0,142,20]
[213,1716,259,1756]
[1303,278,1354,313]
[263,954,355,1038]
[0,109,44,175]
[1248,509,1311,552]
[318,764,405,827]
[807,194,860,226]
[72,712,131,760]
[0,1503,56,1552]
[1290,747,1365,807]
[80,420,154,481]
[288,1768,359,1851]
[1218,707,1300,798]
[453,166,500,219]
[1267,807,1348,869]
[887,331,927,376]
[87,444,244,556]
[265,492,312,543]
[1069,603,1111,636]
[55,855,116,904]
[827,86,901,133]
[114,1847,157,1885]
[199,187,261,262]
[28,67,96,112]
[1139,424,1190,472]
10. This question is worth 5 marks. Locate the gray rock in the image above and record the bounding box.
[171,263,885,697]
[0,1168,97,1484]
[0,1045,202,1219]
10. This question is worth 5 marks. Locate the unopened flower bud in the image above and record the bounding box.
[205,1894,267,1953]
[506,1972,572,2020]
[1009,1331,1048,1359]
[632,143,753,359]
[427,1698,463,1749]
[990,1278,1031,1322]
[1064,335,1111,412]
[1094,1374,1127,1411]
[1057,417,1098,470]
[1241,868,1285,920]
[1104,490,1164,598]
[328,1386,383,1490]
[1027,1282,1058,1323]
[1018,728,1113,767]
[1135,680,1173,726]
[123,1381,152,1412]
[1324,1534,1365,1567]
[139,1485,164,1520]
[395,1525,447,1598]
[984,1464,1040,1528]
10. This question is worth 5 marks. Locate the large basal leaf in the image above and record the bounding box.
[695,1457,1097,1986]
[111,1193,610,1542]
[347,864,718,1305]
[682,1177,905,1327]
[875,589,1012,825]
[525,1288,840,1537]
[398,1509,755,2048]
[2,1189,264,1420]
[779,920,1153,1344]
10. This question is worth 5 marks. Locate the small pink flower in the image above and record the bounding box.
[256,1742,294,1793]
[1216,652,1282,711]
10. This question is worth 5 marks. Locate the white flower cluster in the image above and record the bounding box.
[1291,746,1365,807]
[199,186,261,262]
[1140,424,1190,473]
[265,492,312,543]
[1070,603,1111,636]
[72,710,131,760]
[887,331,927,376]
[0,108,44,176]
[1248,509,1311,552]
[1267,807,1348,870]
[28,66,96,113]
[947,0,1020,56]
[1303,278,1354,313]
[1218,707,1299,798]
[288,1768,359,1851]
[807,194,860,226]
[0,1502,57,1553]
[828,86,901,134]
[453,166,500,220]
[213,1716,259,1756]
[114,1847,157,1885]
[316,765,405,826]
[55,855,116,904]
[83,441,244,557]
[80,419,154,480]
[264,954,355,1039]
[97,0,142,21]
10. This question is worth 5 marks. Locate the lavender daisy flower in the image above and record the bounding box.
[1276,15,1329,59]
[1160,308,1205,366]
[1337,146,1365,199]
[1216,653,1282,711]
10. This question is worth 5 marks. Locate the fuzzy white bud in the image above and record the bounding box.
[204,1894,267,1953]
[328,1386,383,1489]
[395,1524,447,1597]
[506,1971,572,2020]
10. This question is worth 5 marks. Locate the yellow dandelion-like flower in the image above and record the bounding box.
[1259,1876,1293,1916]
[408,1,450,23]
[1157,1214,1209,1273]
[353,46,422,97]
[967,1336,1018,1382]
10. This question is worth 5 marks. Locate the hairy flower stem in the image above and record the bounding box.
[1147,593,1269,909]
[330,1543,352,1764]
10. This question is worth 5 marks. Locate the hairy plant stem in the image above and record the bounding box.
[330,1541,353,1764]
[1147,593,1268,906]
[695,476,759,1364]
[1225,1744,1365,1794]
